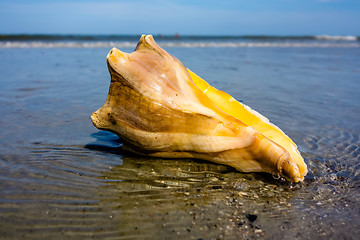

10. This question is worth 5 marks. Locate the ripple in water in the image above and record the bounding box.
[0,125,359,239]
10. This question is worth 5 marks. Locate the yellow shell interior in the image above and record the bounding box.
[188,69,308,177]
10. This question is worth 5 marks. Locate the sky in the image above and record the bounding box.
[0,0,359,36]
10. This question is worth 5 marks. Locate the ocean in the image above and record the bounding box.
[0,34,359,239]
[1,34,359,48]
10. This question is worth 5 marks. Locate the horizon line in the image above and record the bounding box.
[1,33,359,37]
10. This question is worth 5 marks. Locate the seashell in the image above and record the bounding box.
[91,35,308,182]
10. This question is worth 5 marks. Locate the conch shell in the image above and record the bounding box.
[91,35,308,182]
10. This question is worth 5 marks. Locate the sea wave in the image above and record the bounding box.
[1,34,359,41]
[1,34,359,48]
[315,35,358,41]
[0,41,359,48]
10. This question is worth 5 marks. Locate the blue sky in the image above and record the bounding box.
[0,0,359,35]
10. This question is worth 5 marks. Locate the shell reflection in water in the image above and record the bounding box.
[96,154,301,239]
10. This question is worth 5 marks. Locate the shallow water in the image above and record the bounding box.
[0,46,359,239]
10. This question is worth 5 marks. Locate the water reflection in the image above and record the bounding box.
[92,147,303,239]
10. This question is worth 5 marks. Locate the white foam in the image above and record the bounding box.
[0,41,137,49]
[0,41,359,48]
[315,35,358,41]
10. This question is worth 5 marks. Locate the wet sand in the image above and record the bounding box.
[0,46,359,239]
